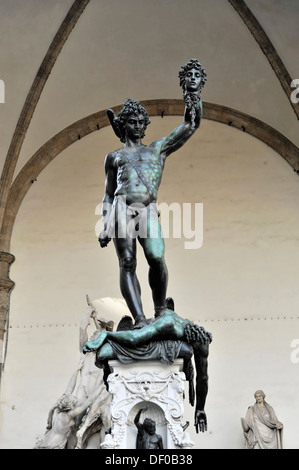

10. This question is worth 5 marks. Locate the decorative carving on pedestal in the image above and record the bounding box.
[100,359,194,449]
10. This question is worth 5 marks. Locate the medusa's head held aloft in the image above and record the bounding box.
[179,59,207,95]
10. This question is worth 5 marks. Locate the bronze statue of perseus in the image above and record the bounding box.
[98,59,207,328]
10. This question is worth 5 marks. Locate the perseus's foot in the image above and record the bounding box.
[154,304,167,319]
[133,316,149,329]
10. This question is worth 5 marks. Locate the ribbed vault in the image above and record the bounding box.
[229,0,299,120]
[0,0,90,234]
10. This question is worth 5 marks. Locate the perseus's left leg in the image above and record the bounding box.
[138,205,168,317]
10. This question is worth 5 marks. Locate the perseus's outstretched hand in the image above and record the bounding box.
[195,409,207,433]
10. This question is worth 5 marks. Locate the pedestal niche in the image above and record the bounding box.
[100,359,194,449]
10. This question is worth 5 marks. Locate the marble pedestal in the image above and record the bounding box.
[100,359,194,449]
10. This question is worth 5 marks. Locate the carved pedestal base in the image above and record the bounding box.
[100,359,194,449]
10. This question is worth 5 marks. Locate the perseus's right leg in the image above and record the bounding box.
[113,229,146,327]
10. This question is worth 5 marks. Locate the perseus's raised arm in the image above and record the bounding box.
[153,58,206,160]
[153,100,203,160]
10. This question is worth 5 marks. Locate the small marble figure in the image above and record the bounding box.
[241,390,283,449]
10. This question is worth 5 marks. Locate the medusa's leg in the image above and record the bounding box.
[84,331,108,352]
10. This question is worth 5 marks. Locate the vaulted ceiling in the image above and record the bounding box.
[1,1,298,215]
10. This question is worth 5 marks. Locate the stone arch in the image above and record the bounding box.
[228,0,299,120]
[0,0,90,232]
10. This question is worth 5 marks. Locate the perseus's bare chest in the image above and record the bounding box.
[114,146,160,168]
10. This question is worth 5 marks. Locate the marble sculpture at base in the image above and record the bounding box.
[100,359,194,449]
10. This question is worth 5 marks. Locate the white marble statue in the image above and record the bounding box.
[35,296,113,449]
[241,390,283,449]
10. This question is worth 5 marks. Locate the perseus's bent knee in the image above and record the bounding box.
[121,256,137,272]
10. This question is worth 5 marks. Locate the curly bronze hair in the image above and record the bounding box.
[116,98,151,143]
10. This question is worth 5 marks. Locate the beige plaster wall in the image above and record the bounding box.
[0,118,299,448]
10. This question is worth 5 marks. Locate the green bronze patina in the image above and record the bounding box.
[98,59,206,328]
[86,61,211,434]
